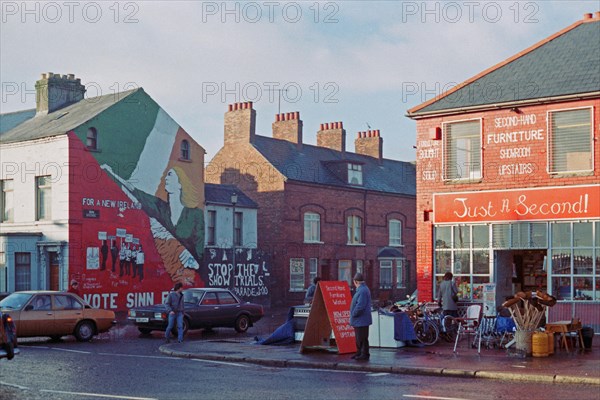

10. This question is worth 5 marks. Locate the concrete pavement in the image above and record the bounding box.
[158,308,600,385]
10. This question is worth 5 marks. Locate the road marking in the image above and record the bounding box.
[0,381,29,390]
[191,359,251,367]
[98,353,179,360]
[52,348,91,354]
[40,389,158,400]
[511,365,527,368]
[404,395,472,400]
[367,372,390,377]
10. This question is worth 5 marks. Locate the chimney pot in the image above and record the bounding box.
[248,101,253,109]
[295,111,299,119]
[276,113,281,121]
[584,12,593,19]
[68,74,75,80]
[595,11,600,19]
[41,73,47,79]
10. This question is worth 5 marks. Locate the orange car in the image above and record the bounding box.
[0,291,116,341]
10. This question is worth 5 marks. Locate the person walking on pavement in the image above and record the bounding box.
[350,273,372,361]
[304,277,321,305]
[438,272,459,317]
[165,282,185,343]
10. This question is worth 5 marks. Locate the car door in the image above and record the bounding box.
[195,292,222,327]
[17,294,55,337]
[53,294,83,336]
[216,291,241,326]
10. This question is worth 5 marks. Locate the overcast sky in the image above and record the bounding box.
[1,1,597,162]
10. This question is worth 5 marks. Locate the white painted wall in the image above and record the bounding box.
[0,135,70,290]
[205,205,257,249]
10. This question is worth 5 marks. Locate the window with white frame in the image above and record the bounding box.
[309,258,318,283]
[180,140,190,160]
[380,260,392,289]
[233,211,243,246]
[290,258,305,291]
[36,176,52,221]
[15,252,31,291]
[338,260,352,286]
[1,179,14,222]
[304,212,321,242]
[548,108,592,173]
[207,210,216,245]
[389,219,402,246]
[348,163,363,185]
[347,215,362,244]
[396,259,405,288]
[443,119,481,181]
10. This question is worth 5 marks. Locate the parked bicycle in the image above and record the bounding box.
[412,302,459,346]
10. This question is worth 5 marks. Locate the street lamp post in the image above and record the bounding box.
[231,193,238,273]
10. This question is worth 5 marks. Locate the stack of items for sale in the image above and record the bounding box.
[501,290,557,357]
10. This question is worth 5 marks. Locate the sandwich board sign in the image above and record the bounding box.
[300,281,356,354]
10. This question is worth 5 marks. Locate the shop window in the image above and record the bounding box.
[290,258,305,292]
[492,224,510,249]
[389,219,402,246]
[304,212,321,243]
[548,107,592,174]
[443,119,481,181]
[36,176,52,221]
[1,179,14,222]
[347,215,362,244]
[472,225,489,248]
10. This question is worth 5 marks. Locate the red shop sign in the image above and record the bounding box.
[433,184,600,223]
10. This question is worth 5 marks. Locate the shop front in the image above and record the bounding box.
[432,185,600,331]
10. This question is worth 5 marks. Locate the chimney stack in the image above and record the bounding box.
[35,72,86,114]
[224,102,256,145]
[355,129,383,159]
[272,111,302,147]
[317,121,346,152]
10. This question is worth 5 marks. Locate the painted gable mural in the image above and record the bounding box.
[68,90,205,311]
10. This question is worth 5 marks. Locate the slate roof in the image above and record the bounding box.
[205,183,258,208]
[409,19,600,116]
[252,135,416,196]
[0,89,138,144]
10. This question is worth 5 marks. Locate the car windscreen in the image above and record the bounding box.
[0,293,33,310]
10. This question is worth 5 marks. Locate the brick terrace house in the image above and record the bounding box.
[206,103,416,306]
[407,13,600,330]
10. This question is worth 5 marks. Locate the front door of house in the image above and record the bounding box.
[49,252,60,291]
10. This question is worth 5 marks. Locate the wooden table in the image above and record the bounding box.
[545,320,584,351]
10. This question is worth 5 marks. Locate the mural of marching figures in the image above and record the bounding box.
[69,89,205,311]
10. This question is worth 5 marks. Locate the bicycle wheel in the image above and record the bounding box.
[441,316,459,343]
[414,320,439,346]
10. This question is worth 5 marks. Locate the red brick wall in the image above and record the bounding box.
[415,98,600,301]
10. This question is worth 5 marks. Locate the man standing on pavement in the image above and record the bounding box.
[350,273,372,361]
[165,282,185,343]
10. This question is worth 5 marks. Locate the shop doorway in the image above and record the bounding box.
[495,249,547,308]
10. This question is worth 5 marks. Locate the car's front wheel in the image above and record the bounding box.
[234,315,250,333]
[75,320,96,342]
